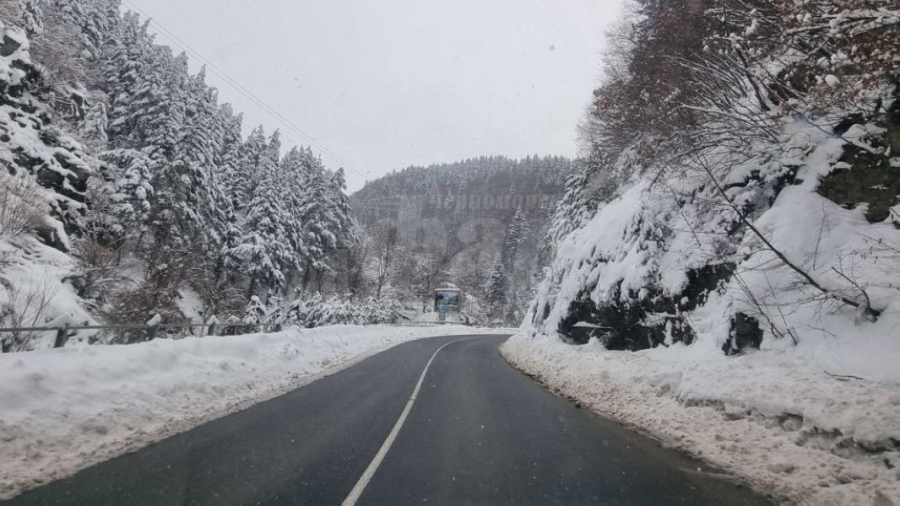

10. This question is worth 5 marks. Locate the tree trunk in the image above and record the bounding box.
[301,260,312,293]
[376,272,384,299]
[247,275,257,299]
[315,269,324,293]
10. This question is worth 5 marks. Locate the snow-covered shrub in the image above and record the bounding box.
[0,276,59,352]
[241,295,267,325]
[0,172,48,239]
[101,282,182,343]
[63,235,122,311]
[284,294,407,328]
[239,295,284,332]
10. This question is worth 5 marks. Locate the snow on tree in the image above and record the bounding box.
[350,155,575,307]
[93,148,153,242]
[228,130,290,295]
[485,259,509,320]
[524,0,900,352]
[228,126,266,213]
[79,101,108,150]
[502,206,529,271]
[0,1,392,328]
[45,0,120,60]
[293,150,350,291]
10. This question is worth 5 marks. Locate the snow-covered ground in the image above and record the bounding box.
[0,325,509,500]
[0,237,99,349]
[501,332,900,506]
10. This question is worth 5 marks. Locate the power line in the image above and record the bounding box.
[120,0,369,182]
[122,1,362,177]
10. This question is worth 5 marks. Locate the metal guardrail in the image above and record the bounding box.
[0,321,261,350]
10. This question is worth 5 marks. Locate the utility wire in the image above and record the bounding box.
[120,0,369,182]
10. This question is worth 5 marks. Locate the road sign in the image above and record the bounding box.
[434,288,462,313]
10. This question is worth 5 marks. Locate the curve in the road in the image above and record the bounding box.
[2,334,775,506]
[342,337,477,505]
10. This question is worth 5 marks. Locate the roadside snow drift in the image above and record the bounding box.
[0,325,507,500]
[501,333,900,506]
[511,106,900,506]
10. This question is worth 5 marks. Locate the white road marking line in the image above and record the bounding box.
[341,337,475,506]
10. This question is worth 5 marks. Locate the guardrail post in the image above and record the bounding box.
[148,324,158,341]
[53,324,70,348]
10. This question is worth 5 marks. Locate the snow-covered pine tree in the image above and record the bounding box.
[229,126,266,213]
[2,1,361,325]
[294,149,347,291]
[278,146,312,282]
[168,66,221,252]
[79,101,109,150]
[46,0,120,60]
[206,103,243,280]
[500,206,530,319]
[326,167,352,247]
[228,130,290,296]
[102,12,153,149]
[547,155,608,245]
[502,206,529,271]
[485,259,509,321]
[93,148,153,244]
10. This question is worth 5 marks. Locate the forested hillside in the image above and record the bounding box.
[527,0,899,350]
[1,0,899,502]
[0,0,356,350]
[503,0,900,502]
[350,156,577,324]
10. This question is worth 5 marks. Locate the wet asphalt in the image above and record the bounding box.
[3,334,774,506]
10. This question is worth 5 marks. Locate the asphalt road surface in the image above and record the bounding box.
[4,334,774,506]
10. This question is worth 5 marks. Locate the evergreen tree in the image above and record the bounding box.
[502,206,529,271]
[80,101,109,150]
[207,104,243,279]
[294,151,349,290]
[46,0,120,59]
[485,260,509,321]
[2,2,363,322]
[94,148,154,243]
[169,67,222,254]
[230,126,266,212]
[228,130,289,295]
[103,13,154,149]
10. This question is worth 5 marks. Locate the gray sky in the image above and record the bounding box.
[125,0,623,192]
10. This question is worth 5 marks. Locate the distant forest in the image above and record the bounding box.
[351,156,577,324]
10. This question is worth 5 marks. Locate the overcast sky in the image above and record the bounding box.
[125,0,623,192]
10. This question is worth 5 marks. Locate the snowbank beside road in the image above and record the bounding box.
[501,332,900,506]
[0,325,507,499]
